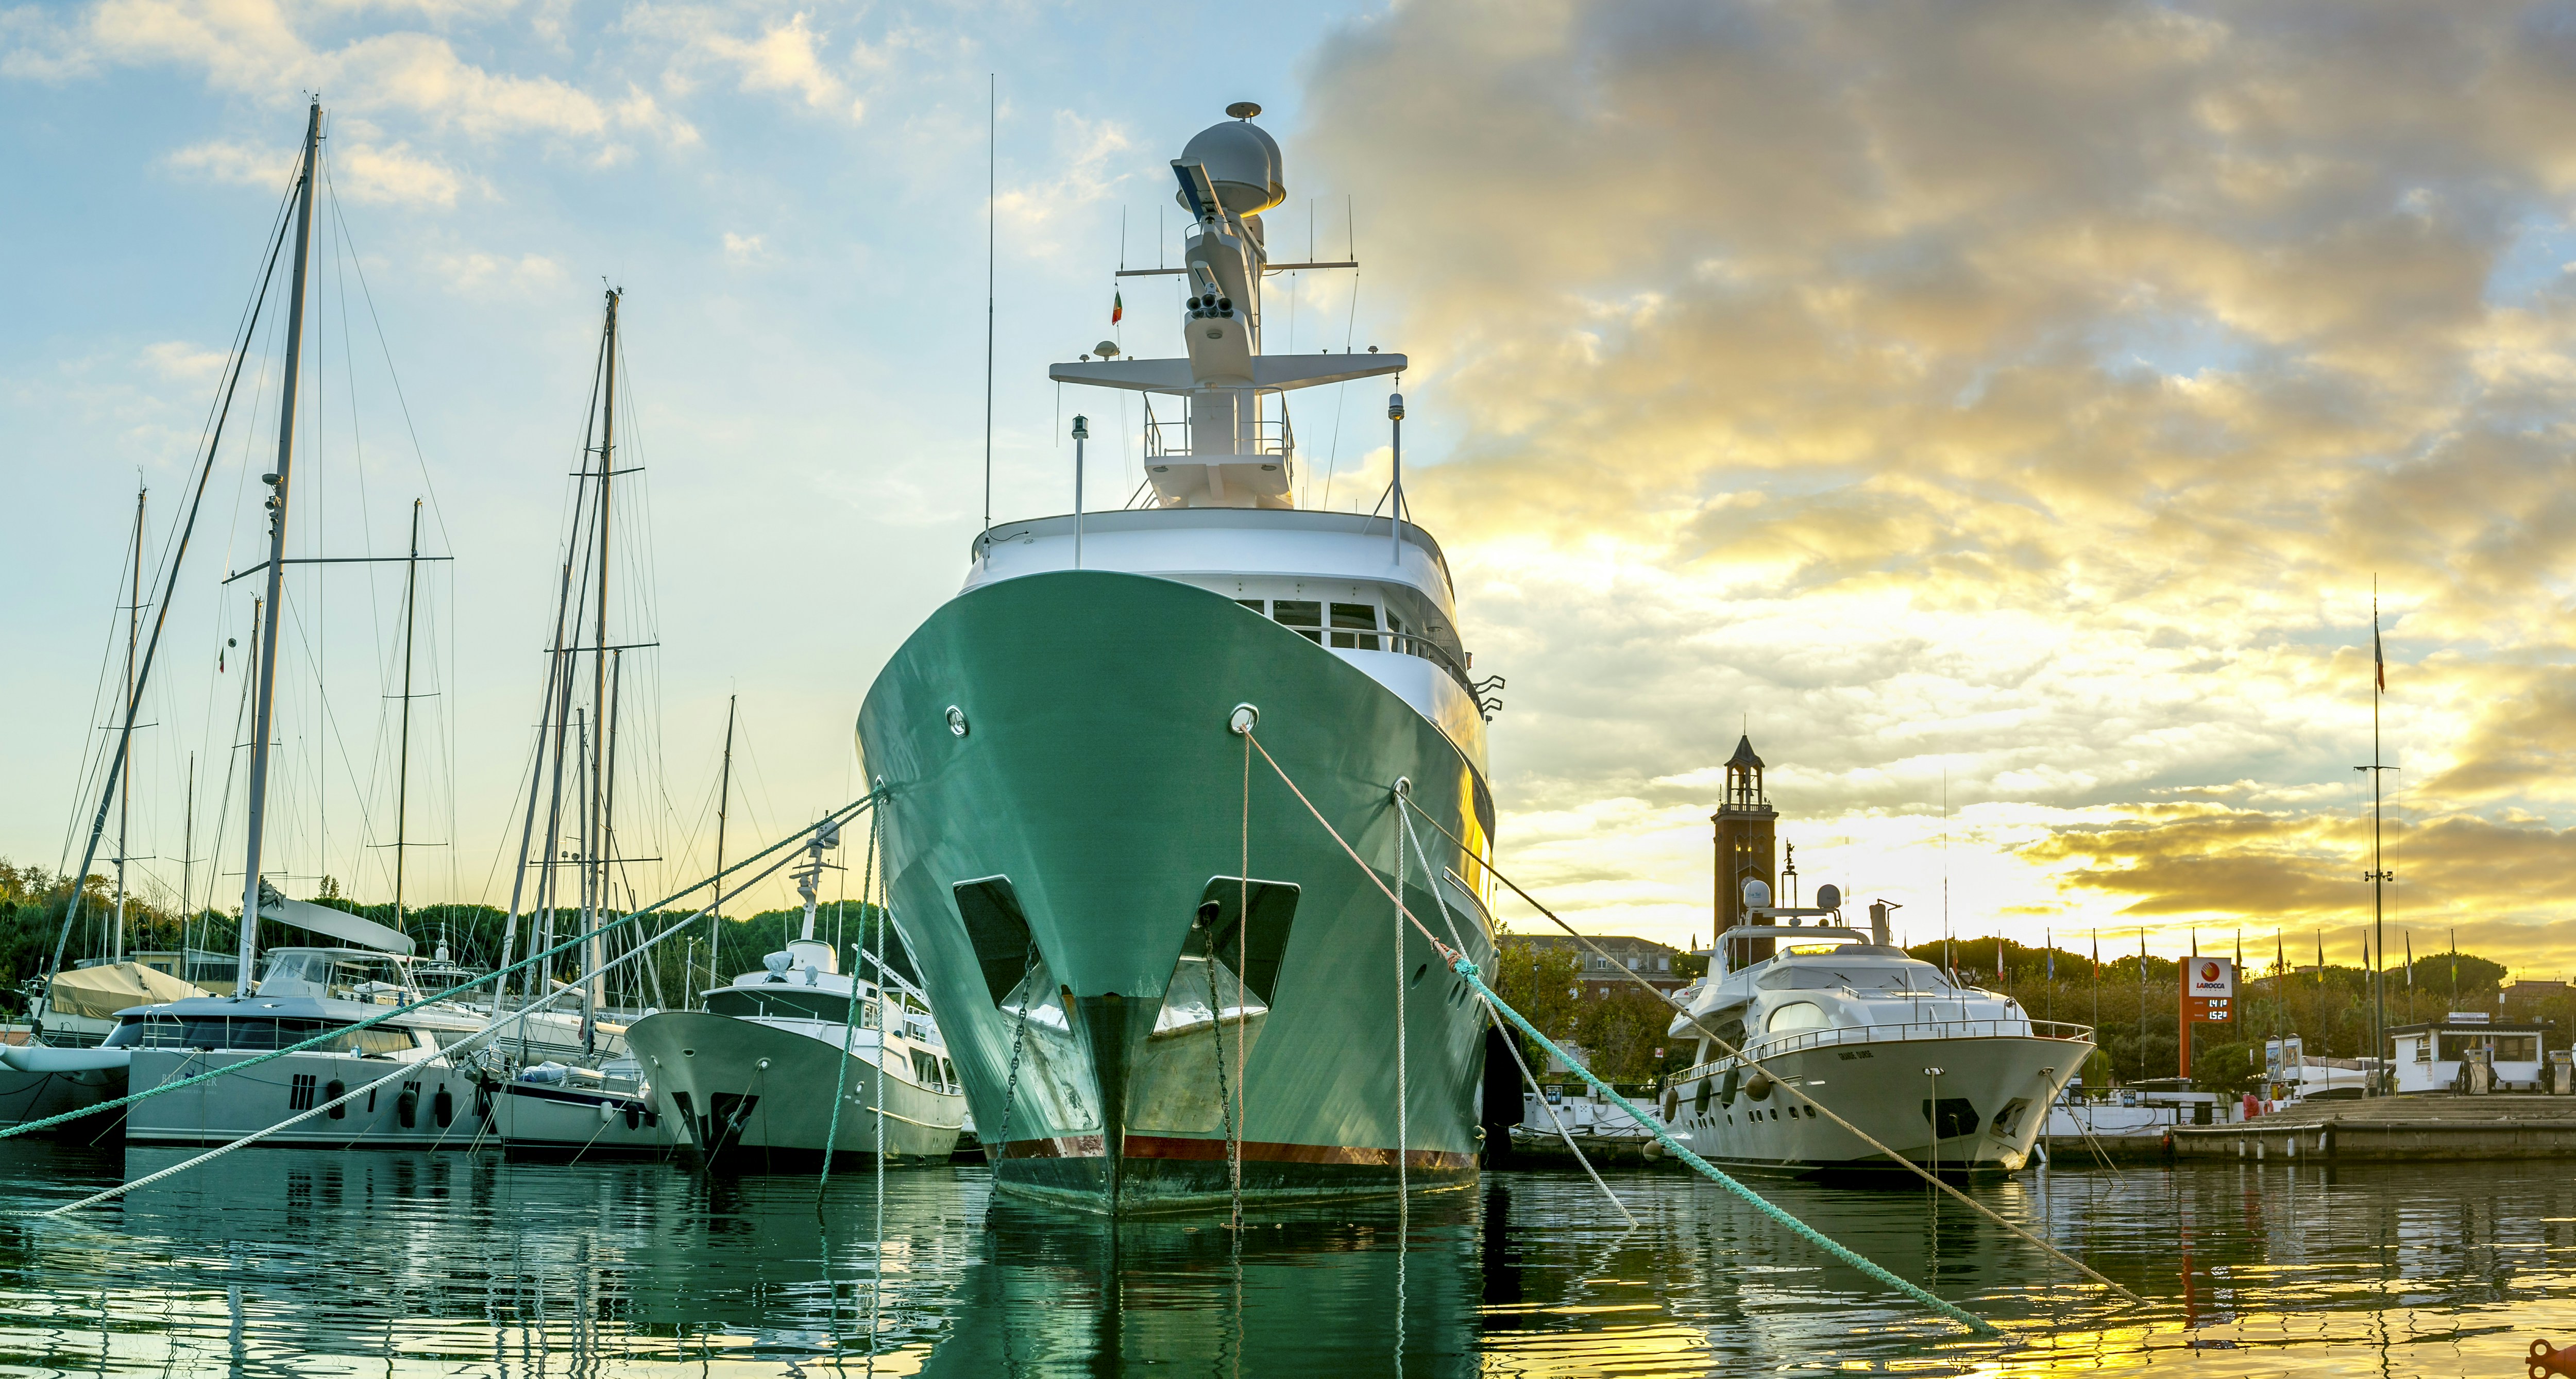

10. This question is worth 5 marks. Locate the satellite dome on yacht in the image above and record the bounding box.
[1178,106,1284,214]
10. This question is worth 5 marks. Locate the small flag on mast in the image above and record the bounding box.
[2405,931,2414,987]
[2374,616,2385,692]
[1111,289,1123,325]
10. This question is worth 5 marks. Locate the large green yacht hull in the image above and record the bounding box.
[857,571,1496,1214]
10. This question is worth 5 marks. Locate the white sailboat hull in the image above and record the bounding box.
[123,1049,487,1150]
[489,1078,677,1156]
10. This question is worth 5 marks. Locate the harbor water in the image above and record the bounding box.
[3,1141,2572,1375]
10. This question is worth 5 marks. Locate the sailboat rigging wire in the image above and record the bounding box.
[0,790,884,1144]
[1396,800,2142,1305]
[42,165,301,995]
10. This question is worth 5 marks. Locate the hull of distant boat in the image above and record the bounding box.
[123,1050,488,1150]
[0,1059,126,1139]
[856,570,1497,1215]
[489,1078,678,1158]
[624,1012,964,1166]
[1662,1033,2089,1176]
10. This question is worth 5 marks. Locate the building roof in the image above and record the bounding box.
[1727,734,1765,769]
[1507,933,1680,955]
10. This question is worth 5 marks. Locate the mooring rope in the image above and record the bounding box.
[1395,804,1635,1229]
[1238,728,1991,1335]
[3,794,884,1144]
[818,804,879,1210]
[1457,958,1996,1336]
[1399,799,2142,1306]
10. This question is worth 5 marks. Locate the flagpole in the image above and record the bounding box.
[2359,588,2394,1097]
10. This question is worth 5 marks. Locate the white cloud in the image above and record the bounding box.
[167,132,463,205]
[0,4,97,80]
[44,1,698,150]
[702,10,842,112]
[433,250,566,296]
[722,231,767,264]
[141,340,225,380]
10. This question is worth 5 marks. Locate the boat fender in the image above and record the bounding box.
[433,1087,455,1129]
[599,1099,616,1123]
[1744,1070,1774,1102]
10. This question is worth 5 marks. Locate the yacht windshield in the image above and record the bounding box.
[1758,963,1956,993]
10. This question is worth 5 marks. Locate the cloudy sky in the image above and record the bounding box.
[7,0,2573,976]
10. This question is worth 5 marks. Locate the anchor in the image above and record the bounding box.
[2529,1338,2576,1378]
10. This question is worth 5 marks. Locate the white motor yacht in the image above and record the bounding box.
[1659,884,2094,1176]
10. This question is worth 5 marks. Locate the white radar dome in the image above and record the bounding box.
[1741,878,1771,910]
[1177,111,1285,215]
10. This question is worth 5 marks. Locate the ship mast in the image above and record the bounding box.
[236,98,323,991]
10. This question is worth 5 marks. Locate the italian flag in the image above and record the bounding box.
[1111,290,1123,325]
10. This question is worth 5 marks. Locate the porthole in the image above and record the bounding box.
[945,705,969,737]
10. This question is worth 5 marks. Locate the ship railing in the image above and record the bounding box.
[1141,391,1296,460]
[1383,632,1481,700]
[1664,1018,2096,1090]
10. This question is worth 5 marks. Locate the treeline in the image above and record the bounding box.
[0,858,906,1015]
[1900,935,2531,1090]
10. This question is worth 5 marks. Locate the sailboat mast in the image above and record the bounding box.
[600,648,622,1015]
[237,97,323,990]
[588,288,619,1040]
[394,498,421,934]
[499,560,574,1010]
[2369,595,2389,1095]
[708,693,736,1006]
[180,752,195,969]
[114,483,143,964]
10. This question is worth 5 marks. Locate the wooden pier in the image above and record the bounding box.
[2170,1095,2576,1162]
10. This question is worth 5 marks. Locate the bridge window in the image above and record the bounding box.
[1272,600,1324,643]
[1329,603,1380,650]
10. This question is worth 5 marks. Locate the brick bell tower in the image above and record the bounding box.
[1712,734,1779,961]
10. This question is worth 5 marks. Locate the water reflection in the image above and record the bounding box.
[2,1138,2574,1375]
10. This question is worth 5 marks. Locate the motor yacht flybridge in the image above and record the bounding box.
[1660,882,2094,1176]
[857,104,1499,1213]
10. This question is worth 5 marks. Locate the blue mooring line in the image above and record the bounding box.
[1453,957,1999,1337]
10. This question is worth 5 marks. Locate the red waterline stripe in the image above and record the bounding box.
[989,1133,1472,1171]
